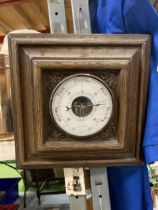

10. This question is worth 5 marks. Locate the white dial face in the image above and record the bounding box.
[50,74,113,138]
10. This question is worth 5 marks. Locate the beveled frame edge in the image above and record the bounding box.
[28,52,141,159]
[32,59,129,151]
[14,56,141,166]
[8,33,151,46]
[136,38,151,160]
[17,158,143,169]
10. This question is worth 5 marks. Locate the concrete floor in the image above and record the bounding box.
[19,192,158,210]
[17,192,69,210]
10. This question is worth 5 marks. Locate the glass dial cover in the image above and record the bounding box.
[49,74,113,138]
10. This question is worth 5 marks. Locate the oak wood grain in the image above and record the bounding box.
[8,34,151,168]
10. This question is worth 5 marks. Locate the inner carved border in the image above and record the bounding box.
[42,69,119,143]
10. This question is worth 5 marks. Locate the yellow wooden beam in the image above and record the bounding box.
[0,0,35,7]
[0,18,13,33]
[30,2,49,28]
[9,5,35,29]
[38,0,49,19]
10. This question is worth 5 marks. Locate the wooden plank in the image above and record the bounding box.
[29,2,49,28]
[0,0,37,7]
[0,26,8,34]
[0,19,13,33]
[38,0,49,20]
[9,5,35,29]
[0,19,13,32]
[65,0,74,33]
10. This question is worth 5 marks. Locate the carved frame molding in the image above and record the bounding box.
[8,34,150,168]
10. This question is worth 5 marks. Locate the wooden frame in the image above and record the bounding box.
[8,34,150,168]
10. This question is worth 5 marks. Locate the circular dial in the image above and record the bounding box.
[49,74,113,138]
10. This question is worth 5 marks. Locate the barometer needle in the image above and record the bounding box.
[65,103,106,111]
[66,106,71,111]
[93,103,106,107]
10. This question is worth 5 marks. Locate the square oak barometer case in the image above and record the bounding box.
[8,34,150,168]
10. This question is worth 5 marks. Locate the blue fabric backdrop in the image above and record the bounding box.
[89,0,158,209]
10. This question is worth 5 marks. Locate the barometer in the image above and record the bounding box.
[49,74,113,138]
[8,34,150,168]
